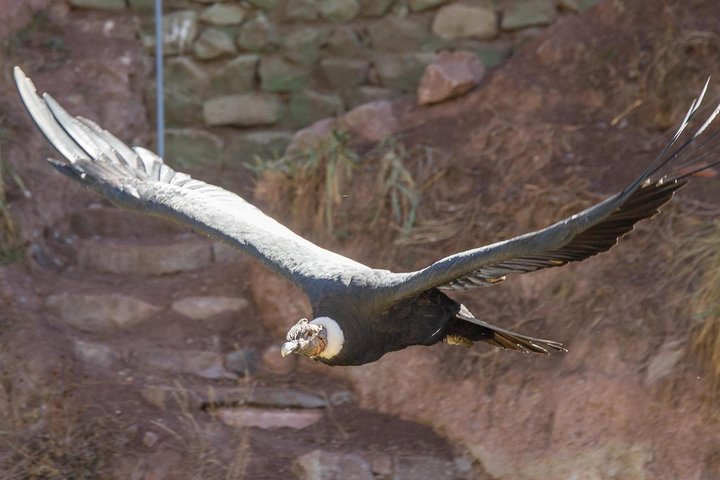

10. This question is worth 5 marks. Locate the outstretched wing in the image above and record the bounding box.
[15,67,372,293]
[389,81,720,300]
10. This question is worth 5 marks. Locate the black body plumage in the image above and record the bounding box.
[14,67,720,366]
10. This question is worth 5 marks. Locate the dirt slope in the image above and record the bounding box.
[251,1,720,479]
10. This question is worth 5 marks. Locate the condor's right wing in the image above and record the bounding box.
[15,66,373,295]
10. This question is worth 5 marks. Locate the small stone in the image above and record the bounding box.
[317,0,360,23]
[294,450,374,480]
[199,3,245,25]
[283,28,326,65]
[285,118,336,157]
[217,407,323,430]
[454,457,473,475]
[237,14,277,51]
[172,296,249,320]
[203,93,283,126]
[143,431,159,448]
[366,452,393,476]
[329,391,354,405]
[373,52,436,91]
[394,456,458,480]
[69,208,184,239]
[432,4,497,40]
[69,0,124,9]
[142,10,198,55]
[127,0,153,10]
[72,339,120,368]
[359,0,395,17]
[210,54,259,94]
[261,344,295,374]
[289,89,344,127]
[286,0,319,21]
[342,85,396,108]
[501,0,557,30]
[145,83,203,127]
[338,100,400,141]
[470,42,513,68]
[320,58,369,89]
[46,294,160,333]
[324,26,365,57]
[247,0,277,11]
[130,347,235,380]
[165,56,210,94]
[224,350,260,376]
[259,56,311,92]
[45,293,161,332]
[251,387,327,409]
[163,128,224,168]
[409,0,447,12]
[205,386,326,409]
[194,27,236,60]
[558,0,580,11]
[78,238,213,275]
[140,385,170,410]
[417,50,485,105]
[225,131,294,164]
[567,0,599,11]
[367,15,430,52]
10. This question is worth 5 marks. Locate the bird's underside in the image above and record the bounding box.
[15,66,720,365]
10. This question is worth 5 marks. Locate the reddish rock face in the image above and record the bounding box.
[248,261,310,337]
[417,50,486,105]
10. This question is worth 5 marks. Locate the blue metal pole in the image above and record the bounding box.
[154,0,165,157]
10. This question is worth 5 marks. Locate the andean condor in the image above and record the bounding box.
[14,67,720,366]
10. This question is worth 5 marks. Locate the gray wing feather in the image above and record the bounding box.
[388,82,720,300]
[15,67,371,294]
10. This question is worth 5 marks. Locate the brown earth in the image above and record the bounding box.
[1,1,720,479]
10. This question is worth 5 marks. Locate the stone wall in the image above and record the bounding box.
[68,0,597,166]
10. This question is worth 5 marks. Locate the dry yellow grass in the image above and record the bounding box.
[679,219,720,391]
[254,131,430,256]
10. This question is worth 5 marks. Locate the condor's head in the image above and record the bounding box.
[280,317,345,363]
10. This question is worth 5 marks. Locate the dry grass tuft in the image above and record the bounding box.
[638,28,720,129]
[154,381,253,480]
[0,98,27,265]
[253,130,357,235]
[254,131,436,259]
[673,218,720,391]
[0,385,112,479]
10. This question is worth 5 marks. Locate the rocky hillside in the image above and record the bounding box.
[250,1,720,479]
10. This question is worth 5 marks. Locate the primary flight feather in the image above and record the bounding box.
[15,67,719,366]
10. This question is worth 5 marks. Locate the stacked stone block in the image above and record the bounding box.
[69,0,598,165]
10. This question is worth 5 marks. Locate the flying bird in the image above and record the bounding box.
[14,67,720,366]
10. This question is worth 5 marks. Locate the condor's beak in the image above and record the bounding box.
[281,341,298,358]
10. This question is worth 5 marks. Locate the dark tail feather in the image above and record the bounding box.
[453,306,567,355]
